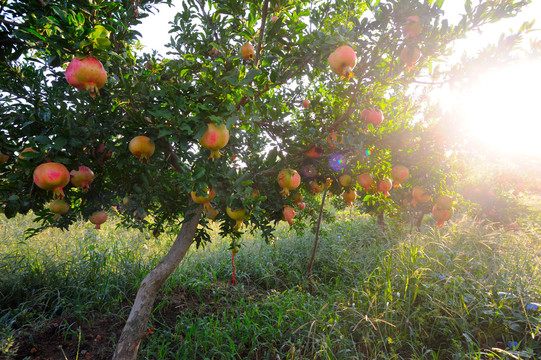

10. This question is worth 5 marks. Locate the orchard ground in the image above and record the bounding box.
[1,193,540,360]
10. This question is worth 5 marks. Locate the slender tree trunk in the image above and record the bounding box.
[112,205,202,360]
[307,186,328,293]
[377,211,385,231]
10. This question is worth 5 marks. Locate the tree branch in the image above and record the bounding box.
[256,0,269,66]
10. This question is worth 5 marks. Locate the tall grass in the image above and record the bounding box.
[1,208,540,359]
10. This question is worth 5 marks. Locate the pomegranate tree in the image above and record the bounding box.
[33,162,70,199]
[89,210,108,229]
[129,136,155,163]
[70,166,95,191]
[199,123,230,160]
[49,199,69,220]
[328,45,357,79]
[277,168,301,196]
[65,56,107,98]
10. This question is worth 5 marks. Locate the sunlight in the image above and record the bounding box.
[458,62,541,156]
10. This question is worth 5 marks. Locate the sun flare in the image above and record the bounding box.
[456,62,541,156]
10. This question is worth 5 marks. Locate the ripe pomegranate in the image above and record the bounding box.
[328,45,357,79]
[432,205,453,227]
[33,162,70,199]
[297,202,306,210]
[293,192,303,204]
[18,147,37,160]
[65,56,107,98]
[339,174,353,187]
[89,210,108,229]
[191,186,216,211]
[0,152,8,164]
[326,131,343,150]
[309,180,324,194]
[199,123,230,160]
[401,45,421,71]
[270,15,279,23]
[283,205,295,226]
[90,143,113,164]
[277,168,301,196]
[391,165,409,188]
[227,206,247,231]
[70,166,95,191]
[342,189,356,206]
[435,195,453,210]
[49,199,69,220]
[129,136,155,163]
[378,178,393,197]
[356,173,373,192]
[305,146,323,159]
[240,43,255,60]
[302,99,311,108]
[361,108,384,126]
[402,15,422,40]
[411,186,431,206]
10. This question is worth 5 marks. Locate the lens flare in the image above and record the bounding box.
[329,154,347,171]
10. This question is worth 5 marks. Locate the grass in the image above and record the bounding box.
[0,204,540,359]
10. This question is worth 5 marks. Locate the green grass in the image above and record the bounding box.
[1,208,540,359]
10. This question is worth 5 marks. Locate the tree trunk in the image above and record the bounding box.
[112,205,202,360]
[377,212,385,231]
[307,186,328,294]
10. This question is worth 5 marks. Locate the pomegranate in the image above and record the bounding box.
[297,202,306,210]
[402,15,422,40]
[293,192,303,204]
[199,123,230,160]
[89,210,108,229]
[339,174,353,187]
[70,166,95,191]
[435,195,453,210]
[240,43,255,60]
[401,45,421,71]
[326,131,343,150]
[205,204,219,221]
[342,189,356,206]
[129,136,155,163]
[328,45,357,79]
[378,178,393,197]
[283,205,295,226]
[270,15,279,23]
[277,168,301,196]
[65,56,107,98]
[302,99,311,108]
[361,108,384,126]
[0,152,8,164]
[432,205,453,227]
[18,147,37,160]
[191,186,216,211]
[227,206,247,230]
[49,199,69,220]
[391,165,409,188]
[306,146,323,159]
[356,173,373,192]
[411,186,431,206]
[33,162,70,199]
[309,180,324,194]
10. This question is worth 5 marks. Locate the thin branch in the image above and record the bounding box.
[256,0,269,66]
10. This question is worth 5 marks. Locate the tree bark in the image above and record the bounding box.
[112,205,203,360]
[307,186,328,293]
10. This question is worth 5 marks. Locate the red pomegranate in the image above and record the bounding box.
[297,202,306,210]
[435,195,453,210]
[326,131,343,150]
[411,186,431,206]
[361,108,384,126]
[199,123,230,160]
[0,152,8,164]
[33,162,70,199]
[191,186,216,210]
[129,136,155,163]
[70,166,95,191]
[401,45,421,71]
[391,165,409,188]
[89,210,108,229]
[49,199,69,220]
[283,205,295,226]
[309,180,324,194]
[227,206,247,231]
[356,173,373,192]
[378,178,393,197]
[302,99,311,108]
[65,56,107,98]
[277,168,301,196]
[293,192,303,204]
[240,43,255,60]
[18,147,37,160]
[402,15,422,40]
[432,205,453,227]
[305,146,323,159]
[328,45,357,79]
[270,16,279,23]
[342,189,357,206]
